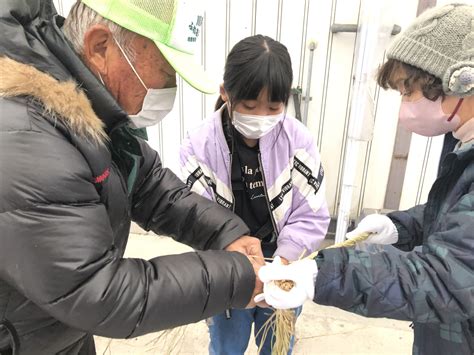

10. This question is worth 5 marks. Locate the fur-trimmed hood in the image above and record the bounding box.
[0,56,108,144]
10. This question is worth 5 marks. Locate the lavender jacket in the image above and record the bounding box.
[179,108,330,261]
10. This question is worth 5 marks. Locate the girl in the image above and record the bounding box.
[180,35,330,354]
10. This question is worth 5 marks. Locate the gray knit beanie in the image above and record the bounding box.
[388,3,473,97]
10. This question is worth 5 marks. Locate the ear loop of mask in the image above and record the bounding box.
[98,72,105,86]
[447,98,464,122]
[113,36,148,91]
[226,99,234,121]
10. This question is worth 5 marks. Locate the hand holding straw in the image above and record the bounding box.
[256,232,373,354]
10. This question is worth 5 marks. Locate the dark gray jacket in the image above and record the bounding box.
[315,141,474,354]
[0,1,255,354]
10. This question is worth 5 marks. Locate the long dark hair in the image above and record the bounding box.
[215,35,293,111]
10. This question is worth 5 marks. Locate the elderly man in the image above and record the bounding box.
[0,0,264,354]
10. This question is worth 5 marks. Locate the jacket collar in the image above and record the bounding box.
[453,118,474,145]
[0,57,108,145]
[214,106,231,156]
[454,140,474,161]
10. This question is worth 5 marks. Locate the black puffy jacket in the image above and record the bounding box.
[0,1,255,354]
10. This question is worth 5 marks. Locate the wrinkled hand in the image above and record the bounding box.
[346,214,398,245]
[246,255,265,309]
[254,256,317,309]
[226,236,266,308]
[225,235,265,262]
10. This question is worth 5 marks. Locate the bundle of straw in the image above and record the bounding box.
[259,232,372,355]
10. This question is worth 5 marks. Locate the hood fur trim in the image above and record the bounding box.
[0,56,108,144]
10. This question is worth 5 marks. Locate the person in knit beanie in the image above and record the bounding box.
[256,3,474,355]
[378,2,473,143]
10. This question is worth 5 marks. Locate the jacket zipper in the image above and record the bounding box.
[229,152,236,212]
[258,153,279,235]
[226,151,235,320]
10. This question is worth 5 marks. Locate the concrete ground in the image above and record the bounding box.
[95,232,413,355]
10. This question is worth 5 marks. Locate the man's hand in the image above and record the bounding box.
[245,255,265,308]
[225,236,264,263]
[225,236,266,308]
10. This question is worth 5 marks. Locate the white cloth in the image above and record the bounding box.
[254,256,317,309]
[346,214,398,245]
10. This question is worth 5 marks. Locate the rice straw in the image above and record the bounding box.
[258,232,372,354]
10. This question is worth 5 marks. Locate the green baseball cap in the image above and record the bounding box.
[81,0,217,94]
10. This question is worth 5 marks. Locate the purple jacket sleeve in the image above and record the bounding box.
[179,135,214,200]
[275,140,330,261]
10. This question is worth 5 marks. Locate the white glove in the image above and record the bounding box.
[254,256,317,309]
[346,214,398,245]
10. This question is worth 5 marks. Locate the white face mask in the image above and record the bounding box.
[232,110,285,139]
[114,38,177,129]
[128,87,177,129]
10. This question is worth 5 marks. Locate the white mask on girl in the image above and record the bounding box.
[231,110,285,139]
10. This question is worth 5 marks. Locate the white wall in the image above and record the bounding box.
[54,0,445,219]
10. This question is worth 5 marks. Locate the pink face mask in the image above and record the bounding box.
[399,97,464,137]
